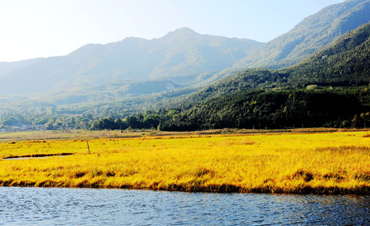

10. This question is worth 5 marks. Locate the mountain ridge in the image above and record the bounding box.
[154,21,370,131]
[199,0,370,87]
[0,57,44,77]
[0,28,263,95]
[182,21,370,105]
[234,0,370,69]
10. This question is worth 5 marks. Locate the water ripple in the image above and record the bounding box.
[0,187,369,225]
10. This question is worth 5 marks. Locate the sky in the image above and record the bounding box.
[0,0,344,62]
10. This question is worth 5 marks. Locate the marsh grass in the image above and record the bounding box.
[1,130,370,194]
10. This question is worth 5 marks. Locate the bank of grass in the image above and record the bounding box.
[1,130,370,194]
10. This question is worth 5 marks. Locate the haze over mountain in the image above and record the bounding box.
[202,0,370,86]
[156,21,370,130]
[2,1,370,131]
[0,58,44,77]
[1,0,370,110]
[0,28,263,95]
[184,21,370,104]
[43,80,182,105]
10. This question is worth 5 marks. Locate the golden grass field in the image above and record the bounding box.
[1,129,370,194]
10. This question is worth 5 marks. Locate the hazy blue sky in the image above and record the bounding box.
[0,0,344,62]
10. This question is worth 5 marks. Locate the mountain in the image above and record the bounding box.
[288,22,370,87]
[157,22,370,130]
[2,21,370,130]
[235,0,370,69]
[3,0,369,97]
[42,80,182,105]
[0,58,44,77]
[6,19,370,118]
[183,21,370,104]
[0,28,263,95]
[201,0,370,86]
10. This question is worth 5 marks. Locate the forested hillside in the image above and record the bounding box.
[1,1,370,131]
[234,0,370,69]
[202,0,370,86]
[2,22,370,131]
[184,22,370,104]
[42,80,182,105]
[88,22,370,131]
[158,88,370,130]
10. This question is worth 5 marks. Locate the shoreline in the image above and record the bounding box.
[0,183,370,195]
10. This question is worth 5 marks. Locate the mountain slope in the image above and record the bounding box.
[2,21,370,130]
[42,80,182,105]
[12,21,370,116]
[199,0,370,87]
[158,22,370,130]
[288,22,370,86]
[0,58,44,77]
[234,0,370,69]
[181,21,370,106]
[0,28,263,95]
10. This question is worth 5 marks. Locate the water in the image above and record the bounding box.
[3,156,58,160]
[0,187,369,225]
[3,154,72,161]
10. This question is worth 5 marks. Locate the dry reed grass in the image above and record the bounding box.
[1,130,370,194]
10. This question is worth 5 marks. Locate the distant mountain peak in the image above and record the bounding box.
[162,27,200,40]
[169,27,198,35]
[0,25,263,95]
[160,27,202,45]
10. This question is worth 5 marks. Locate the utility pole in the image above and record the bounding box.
[87,141,91,154]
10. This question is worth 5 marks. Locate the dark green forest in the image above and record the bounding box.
[3,87,369,131]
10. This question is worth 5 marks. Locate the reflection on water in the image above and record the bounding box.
[0,187,369,225]
[3,156,54,160]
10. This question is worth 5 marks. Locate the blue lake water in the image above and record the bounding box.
[0,187,369,225]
